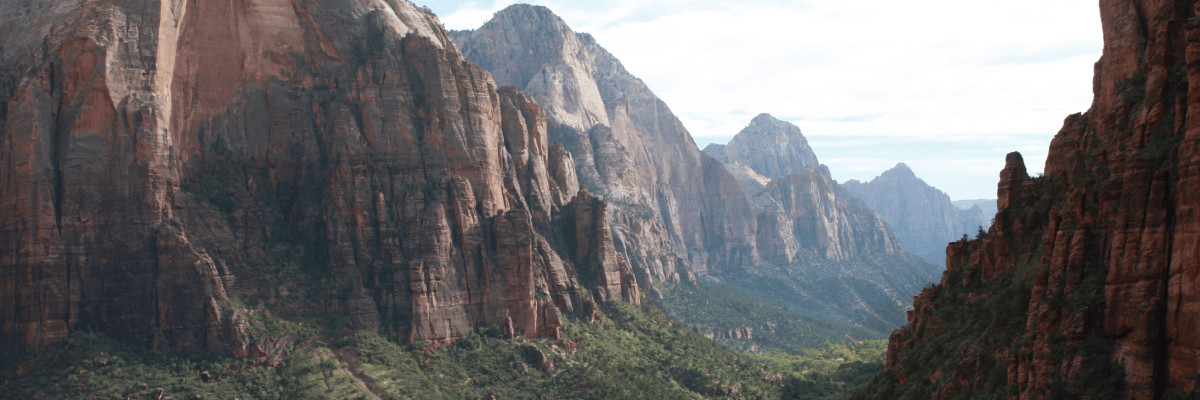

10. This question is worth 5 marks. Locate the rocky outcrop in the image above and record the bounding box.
[841,163,996,264]
[704,113,819,194]
[864,0,1200,397]
[451,4,760,282]
[0,0,638,353]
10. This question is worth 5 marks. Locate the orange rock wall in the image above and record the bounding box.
[878,0,1200,398]
[0,0,638,353]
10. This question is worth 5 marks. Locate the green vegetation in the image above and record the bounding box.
[2,300,890,399]
[656,280,881,352]
[182,173,243,214]
[706,253,933,338]
[0,329,350,400]
[1116,69,1147,106]
[852,258,1034,399]
[353,22,390,65]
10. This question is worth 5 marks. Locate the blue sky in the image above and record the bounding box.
[424,0,1103,200]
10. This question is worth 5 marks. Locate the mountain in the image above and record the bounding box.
[451,5,759,283]
[951,198,998,218]
[0,0,642,353]
[690,114,938,334]
[857,0,1200,398]
[453,5,938,341]
[704,113,820,194]
[840,163,995,264]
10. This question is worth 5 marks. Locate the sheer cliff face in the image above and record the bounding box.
[700,115,913,265]
[0,0,641,353]
[451,5,759,280]
[704,113,820,194]
[754,166,906,264]
[841,163,995,261]
[870,0,1200,398]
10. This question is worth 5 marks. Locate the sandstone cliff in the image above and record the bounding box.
[841,163,995,264]
[450,5,760,283]
[0,0,640,354]
[859,0,1200,398]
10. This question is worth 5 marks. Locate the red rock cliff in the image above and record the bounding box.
[863,0,1200,398]
[0,0,638,353]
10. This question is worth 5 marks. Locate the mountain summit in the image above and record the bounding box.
[841,163,993,263]
[454,4,761,280]
[704,114,820,194]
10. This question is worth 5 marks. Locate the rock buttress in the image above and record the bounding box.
[0,0,636,353]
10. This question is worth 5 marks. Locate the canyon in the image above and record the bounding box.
[0,0,642,354]
[454,5,938,335]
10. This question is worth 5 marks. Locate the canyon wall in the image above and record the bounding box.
[862,0,1200,398]
[0,0,639,353]
[451,5,760,284]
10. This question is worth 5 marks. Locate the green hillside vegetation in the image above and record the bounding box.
[656,280,882,352]
[702,252,934,338]
[2,299,889,400]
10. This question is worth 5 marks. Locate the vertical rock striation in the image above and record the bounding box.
[863,0,1200,398]
[0,0,638,353]
[451,5,760,284]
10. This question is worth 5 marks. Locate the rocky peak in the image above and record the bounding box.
[840,162,993,264]
[706,113,820,182]
[453,5,760,281]
[881,162,915,178]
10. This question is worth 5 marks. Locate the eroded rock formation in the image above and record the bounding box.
[866,0,1200,397]
[0,0,637,353]
[451,4,760,282]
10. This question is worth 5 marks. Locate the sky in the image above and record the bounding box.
[424,0,1103,200]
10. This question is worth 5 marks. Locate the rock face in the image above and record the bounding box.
[451,5,760,282]
[841,163,995,264]
[0,0,639,353]
[696,115,938,334]
[754,166,906,264]
[704,113,820,194]
[863,0,1200,398]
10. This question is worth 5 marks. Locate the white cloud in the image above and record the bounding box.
[431,0,1103,199]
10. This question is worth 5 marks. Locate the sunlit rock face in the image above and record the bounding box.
[0,0,640,353]
[452,4,761,282]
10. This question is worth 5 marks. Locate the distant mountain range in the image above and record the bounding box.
[841,164,995,265]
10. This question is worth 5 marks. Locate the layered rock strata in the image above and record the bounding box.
[867,0,1200,397]
[0,0,638,353]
